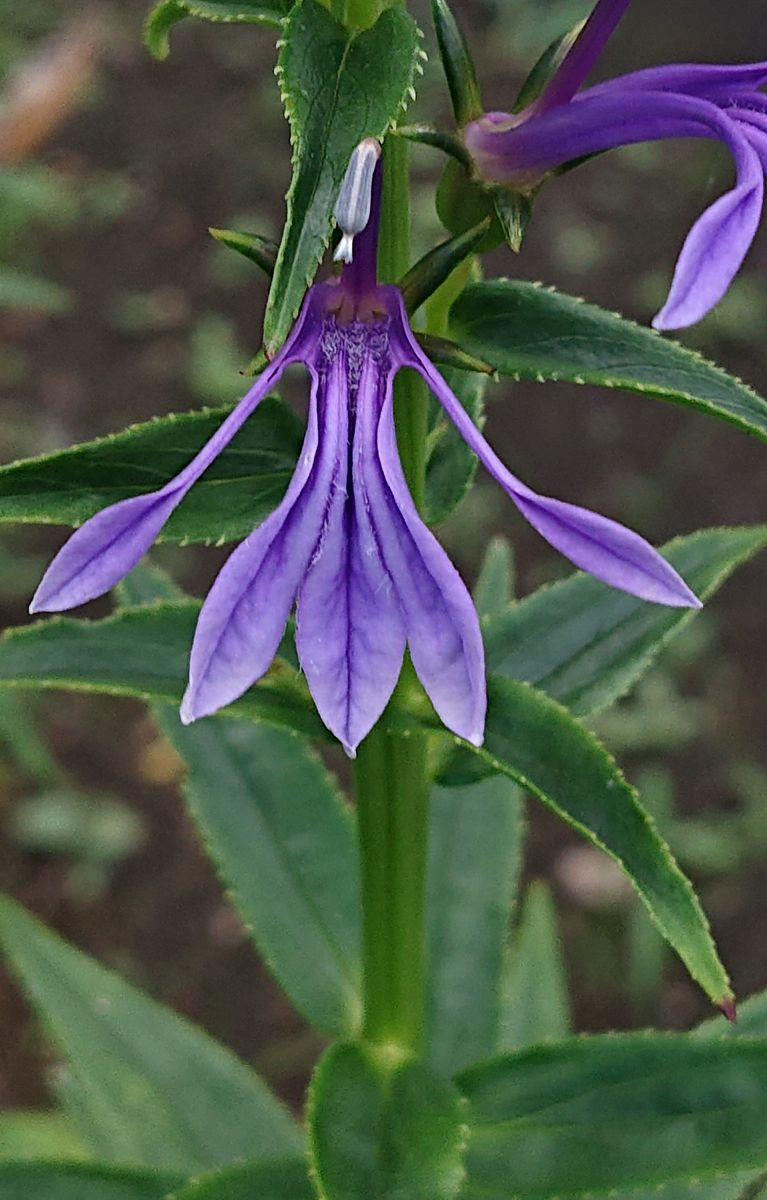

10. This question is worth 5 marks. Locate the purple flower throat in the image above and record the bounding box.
[30,142,699,754]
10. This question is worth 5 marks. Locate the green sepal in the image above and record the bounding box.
[394,124,471,168]
[415,332,495,376]
[436,159,504,252]
[145,0,285,61]
[400,219,491,316]
[208,227,279,277]
[430,0,482,125]
[513,20,585,112]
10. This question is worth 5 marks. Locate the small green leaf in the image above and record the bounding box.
[499,881,571,1050]
[165,1159,314,1200]
[264,0,421,354]
[0,1112,88,1162]
[459,1035,767,1198]
[0,398,303,545]
[0,1163,183,1200]
[154,709,362,1037]
[208,228,279,276]
[430,0,482,125]
[483,526,767,717]
[473,536,515,621]
[0,896,301,1171]
[433,675,732,1010]
[426,776,524,1076]
[0,605,325,739]
[424,366,487,525]
[145,0,284,62]
[308,1042,464,1200]
[450,280,767,442]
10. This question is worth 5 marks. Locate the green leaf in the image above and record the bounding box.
[458,1035,767,1198]
[0,605,326,740]
[0,1163,183,1200]
[0,1112,88,1162]
[433,675,732,1010]
[0,399,303,545]
[499,881,571,1051]
[483,526,767,717]
[426,776,523,1076]
[165,1159,314,1200]
[513,22,584,112]
[264,0,421,354]
[154,709,362,1037]
[400,221,491,317]
[424,366,487,525]
[0,897,301,1172]
[473,535,515,621]
[450,281,767,442]
[308,1042,464,1200]
[145,0,284,62]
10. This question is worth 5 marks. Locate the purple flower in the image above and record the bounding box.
[463,0,767,329]
[30,143,699,754]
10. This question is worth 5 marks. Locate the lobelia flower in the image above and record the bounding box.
[463,0,767,330]
[30,140,699,755]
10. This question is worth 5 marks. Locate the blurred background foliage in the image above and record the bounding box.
[1,0,767,1113]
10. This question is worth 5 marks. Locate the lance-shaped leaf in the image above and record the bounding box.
[308,1042,464,1200]
[0,399,303,545]
[0,897,301,1171]
[426,776,524,1077]
[458,1035,767,1198]
[412,675,732,1012]
[484,525,767,717]
[0,604,325,739]
[264,0,421,354]
[0,1163,184,1200]
[164,1159,315,1200]
[154,708,362,1036]
[450,281,767,442]
[145,0,285,62]
[498,881,571,1051]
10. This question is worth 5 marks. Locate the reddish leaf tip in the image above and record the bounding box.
[718,996,737,1024]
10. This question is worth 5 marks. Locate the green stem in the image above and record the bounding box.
[354,134,430,1057]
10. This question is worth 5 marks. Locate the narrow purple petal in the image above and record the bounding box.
[367,366,486,746]
[653,135,763,329]
[583,62,767,101]
[30,296,318,614]
[536,0,632,112]
[296,348,406,755]
[390,295,701,608]
[180,360,340,724]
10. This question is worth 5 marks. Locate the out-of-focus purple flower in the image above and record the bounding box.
[30,142,699,754]
[464,0,767,329]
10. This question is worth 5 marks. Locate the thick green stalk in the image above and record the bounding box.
[354,135,430,1056]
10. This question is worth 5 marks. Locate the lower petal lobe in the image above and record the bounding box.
[296,342,406,753]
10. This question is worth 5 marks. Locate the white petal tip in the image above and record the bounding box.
[342,743,357,760]
[466,729,484,748]
[179,694,198,726]
[333,234,354,264]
